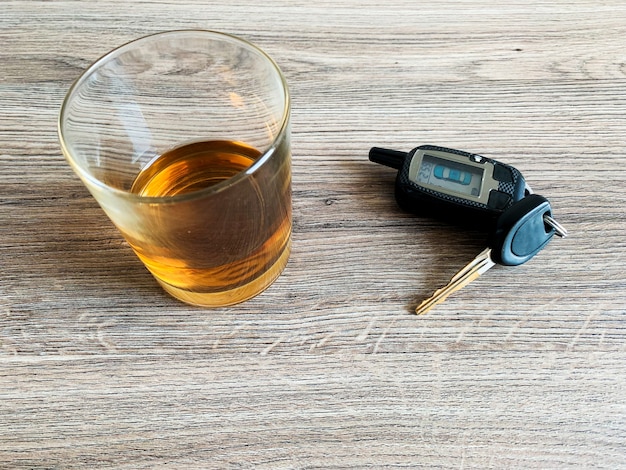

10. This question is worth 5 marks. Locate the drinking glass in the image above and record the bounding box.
[59,30,291,307]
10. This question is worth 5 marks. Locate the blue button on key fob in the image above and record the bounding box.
[489,194,556,266]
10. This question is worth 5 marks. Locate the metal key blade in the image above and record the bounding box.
[415,248,496,315]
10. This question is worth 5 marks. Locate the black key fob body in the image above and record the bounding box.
[370,145,528,231]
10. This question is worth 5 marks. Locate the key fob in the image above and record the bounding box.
[489,194,556,266]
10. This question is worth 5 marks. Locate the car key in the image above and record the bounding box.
[369,144,567,312]
[415,194,567,315]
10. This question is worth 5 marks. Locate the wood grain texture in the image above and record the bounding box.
[1,1,625,468]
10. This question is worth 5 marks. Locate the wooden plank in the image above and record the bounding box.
[1,0,625,467]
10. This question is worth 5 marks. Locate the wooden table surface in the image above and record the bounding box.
[2,1,625,468]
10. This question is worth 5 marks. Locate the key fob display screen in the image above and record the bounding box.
[407,147,501,205]
[413,153,484,198]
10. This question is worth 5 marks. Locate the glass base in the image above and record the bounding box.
[155,240,291,307]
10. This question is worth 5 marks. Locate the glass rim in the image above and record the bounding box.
[58,29,290,204]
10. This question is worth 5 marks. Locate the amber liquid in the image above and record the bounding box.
[127,139,291,306]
